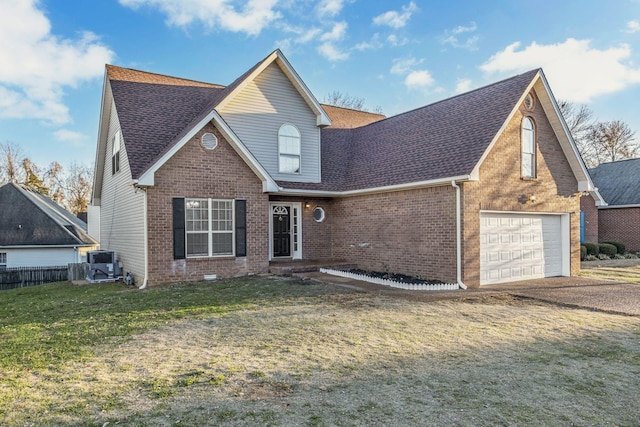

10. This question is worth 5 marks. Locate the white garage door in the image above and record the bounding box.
[480,213,564,285]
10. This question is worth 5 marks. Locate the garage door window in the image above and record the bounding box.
[522,117,536,178]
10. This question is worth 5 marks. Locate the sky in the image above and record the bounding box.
[0,0,639,168]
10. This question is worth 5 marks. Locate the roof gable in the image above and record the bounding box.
[590,158,640,206]
[0,183,96,247]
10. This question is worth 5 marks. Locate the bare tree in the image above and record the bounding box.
[63,162,92,214]
[45,161,65,205]
[0,141,25,184]
[558,100,597,165]
[587,120,638,166]
[324,91,366,111]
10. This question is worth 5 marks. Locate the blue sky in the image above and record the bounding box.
[1,0,639,168]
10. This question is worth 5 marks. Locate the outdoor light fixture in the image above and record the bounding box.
[304,201,311,209]
[528,194,536,203]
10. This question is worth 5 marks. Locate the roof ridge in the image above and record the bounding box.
[106,64,225,88]
[320,103,385,117]
[366,68,540,127]
[16,185,95,245]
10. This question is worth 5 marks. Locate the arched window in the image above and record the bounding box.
[278,124,301,174]
[521,117,535,178]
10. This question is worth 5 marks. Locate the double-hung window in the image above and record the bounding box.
[278,124,301,174]
[185,198,234,257]
[521,117,536,178]
[0,252,6,270]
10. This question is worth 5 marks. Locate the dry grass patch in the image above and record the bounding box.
[1,278,639,426]
[581,259,640,283]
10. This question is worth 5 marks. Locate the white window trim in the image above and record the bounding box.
[522,117,536,178]
[0,252,6,270]
[185,198,235,258]
[268,202,302,260]
[278,124,301,175]
[112,129,121,174]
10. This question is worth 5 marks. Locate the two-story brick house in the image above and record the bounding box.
[90,49,597,288]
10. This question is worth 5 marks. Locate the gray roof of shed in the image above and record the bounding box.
[0,183,97,247]
[589,158,640,206]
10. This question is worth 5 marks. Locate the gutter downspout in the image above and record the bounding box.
[451,181,467,289]
[138,186,149,290]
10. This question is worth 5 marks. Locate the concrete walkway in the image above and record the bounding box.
[298,272,640,316]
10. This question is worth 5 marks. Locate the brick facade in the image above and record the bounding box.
[461,93,581,287]
[145,124,269,285]
[141,94,582,288]
[331,187,458,283]
[580,194,599,244]
[598,208,640,252]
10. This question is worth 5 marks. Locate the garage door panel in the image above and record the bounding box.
[480,213,565,285]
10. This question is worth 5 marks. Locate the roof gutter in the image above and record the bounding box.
[451,180,467,289]
[275,175,473,197]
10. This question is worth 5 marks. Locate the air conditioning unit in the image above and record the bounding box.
[86,250,122,283]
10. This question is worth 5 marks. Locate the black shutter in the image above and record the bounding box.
[235,199,247,257]
[173,198,186,260]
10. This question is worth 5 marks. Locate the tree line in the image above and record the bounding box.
[0,141,92,215]
[557,100,636,168]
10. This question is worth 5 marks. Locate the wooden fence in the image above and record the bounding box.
[0,263,90,290]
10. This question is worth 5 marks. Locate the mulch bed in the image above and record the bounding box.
[344,268,445,285]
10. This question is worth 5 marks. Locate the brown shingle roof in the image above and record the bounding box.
[320,104,385,128]
[107,65,226,179]
[278,69,540,192]
[107,60,539,192]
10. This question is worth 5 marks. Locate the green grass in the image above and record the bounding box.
[0,276,333,371]
[1,275,639,426]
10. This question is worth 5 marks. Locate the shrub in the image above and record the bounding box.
[597,253,611,260]
[580,244,587,261]
[585,254,598,261]
[583,242,599,256]
[624,253,639,259]
[614,254,626,260]
[602,240,625,255]
[598,243,617,257]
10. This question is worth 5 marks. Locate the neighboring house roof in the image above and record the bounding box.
[0,183,97,247]
[589,158,640,207]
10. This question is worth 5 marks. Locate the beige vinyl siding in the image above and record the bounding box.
[99,97,146,282]
[219,62,321,183]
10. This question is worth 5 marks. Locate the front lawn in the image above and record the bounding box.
[1,276,639,426]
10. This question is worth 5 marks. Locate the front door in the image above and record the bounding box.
[272,205,291,257]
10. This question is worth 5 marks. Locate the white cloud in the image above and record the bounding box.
[441,22,478,50]
[54,129,88,147]
[390,57,434,91]
[455,78,473,94]
[405,70,434,90]
[0,0,114,124]
[354,33,383,51]
[119,0,281,36]
[480,38,640,103]
[320,21,347,42]
[372,1,418,29]
[316,0,346,17]
[317,42,349,61]
[386,34,409,47]
[626,20,640,33]
[390,57,423,75]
